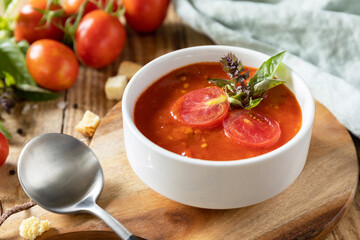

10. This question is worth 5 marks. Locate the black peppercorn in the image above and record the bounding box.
[17,128,23,135]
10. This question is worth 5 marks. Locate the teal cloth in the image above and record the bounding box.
[173,0,360,138]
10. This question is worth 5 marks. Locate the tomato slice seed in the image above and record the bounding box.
[223,110,281,147]
[171,87,229,128]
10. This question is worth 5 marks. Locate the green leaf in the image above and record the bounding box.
[3,71,16,87]
[230,91,245,100]
[0,121,11,139]
[228,96,244,108]
[0,38,60,101]
[1,0,13,10]
[3,0,21,17]
[208,78,234,88]
[0,39,36,86]
[1,0,23,39]
[248,51,286,87]
[246,97,263,110]
[16,40,29,55]
[252,78,285,97]
[0,16,12,40]
[14,85,60,101]
[0,17,11,32]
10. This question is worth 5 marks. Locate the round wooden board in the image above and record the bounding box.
[1,101,358,240]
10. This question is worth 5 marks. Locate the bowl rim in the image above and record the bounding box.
[122,45,315,167]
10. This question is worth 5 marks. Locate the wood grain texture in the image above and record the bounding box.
[0,3,359,240]
[1,100,357,240]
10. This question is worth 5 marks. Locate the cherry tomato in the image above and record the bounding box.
[0,132,9,167]
[63,0,97,15]
[26,39,79,91]
[63,0,118,15]
[75,10,126,68]
[14,0,64,44]
[122,0,170,33]
[223,110,281,148]
[171,87,229,128]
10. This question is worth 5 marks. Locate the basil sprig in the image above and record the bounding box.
[210,51,286,109]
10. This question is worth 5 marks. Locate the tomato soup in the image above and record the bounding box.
[134,62,302,161]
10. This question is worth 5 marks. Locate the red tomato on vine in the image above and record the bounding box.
[26,39,79,91]
[122,0,170,33]
[63,0,119,15]
[75,9,126,68]
[14,0,64,43]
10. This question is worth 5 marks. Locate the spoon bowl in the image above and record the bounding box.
[18,133,103,213]
[18,133,142,240]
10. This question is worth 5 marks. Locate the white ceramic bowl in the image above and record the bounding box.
[122,45,315,209]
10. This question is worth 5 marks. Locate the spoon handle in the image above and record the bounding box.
[89,203,135,240]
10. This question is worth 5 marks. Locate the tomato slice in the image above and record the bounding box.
[223,110,281,147]
[171,87,229,128]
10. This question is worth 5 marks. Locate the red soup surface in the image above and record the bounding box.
[134,62,302,161]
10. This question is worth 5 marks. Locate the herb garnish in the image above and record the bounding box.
[209,51,286,109]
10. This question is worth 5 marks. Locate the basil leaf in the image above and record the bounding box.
[0,121,11,139]
[209,78,234,88]
[14,85,60,101]
[248,51,286,87]
[0,39,60,101]
[246,97,263,110]
[16,40,29,55]
[252,78,285,97]
[230,91,244,100]
[0,39,35,86]
[2,71,16,86]
[228,96,244,108]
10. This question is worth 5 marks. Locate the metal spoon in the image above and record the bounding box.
[17,133,145,240]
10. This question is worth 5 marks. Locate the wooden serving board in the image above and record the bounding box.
[1,101,358,240]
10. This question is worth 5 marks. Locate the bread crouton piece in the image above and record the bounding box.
[117,61,142,80]
[76,110,101,137]
[19,216,51,240]
[105,75,127,101]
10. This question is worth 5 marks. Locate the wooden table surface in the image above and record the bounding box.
[1,4,360,239]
